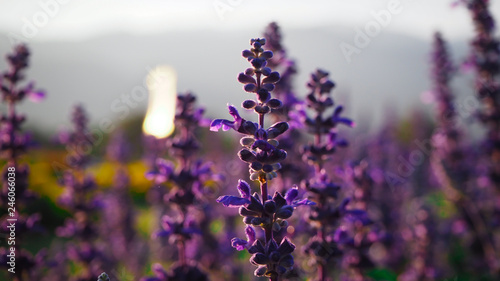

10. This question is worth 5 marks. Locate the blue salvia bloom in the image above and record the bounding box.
[340,162,384,281]
[296,70,367,280]
[142,93,216,281]
[430,32,464,170]
[101,131,144,277]
[461,0,500,186]
[460,0,500,273]
[430,31,498,276]
[262,22,307,189]
[211,38,314,280]
[0,44,46,281]
[56,105,111,280]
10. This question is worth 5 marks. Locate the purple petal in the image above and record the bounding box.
[231,237,248,251]
[333,105,344,116]
[157,159,174,174]
[152,230,171,239]
[237,179,251,199]
[161,216,175,231]
[238,72,257,84]
[210,119,223,131]
[284,187,299,205]
[216,195,250,207]
[344,210,372,226]
[210,119,236,132]
[152,263,168,279]
[335,117,355,127]
[228,104,242,122]
[291,198,316,207]
[28,90,45,102]
[333,228,351,244]
[245,225,256,245]
[339,198,351,213]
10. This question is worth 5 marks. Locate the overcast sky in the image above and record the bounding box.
[0,0,499,133]
[1,0,499,42]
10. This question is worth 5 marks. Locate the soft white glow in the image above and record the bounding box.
[143,65,177,138]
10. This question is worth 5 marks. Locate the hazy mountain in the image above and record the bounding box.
[0,26,472,134]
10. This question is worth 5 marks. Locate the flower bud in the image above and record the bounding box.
[240,207,258,217]
[269,251,280,262]
[261,67,271,76]
[279,254,294,267]
[262,164,274,173]
[254,266,267,277]
[276,205,293,219]
[272,222,281,232]
[264,200,277,214]
[250,253,269,265]
[262,71,280,84]
[242,49,253,58]
[238,73,256,84]
[244,83,257,93]
[267,99,282,109]
[245,68,255,75]
[257,90,271,103]
[240,136,255,146]
[242,99,257,109]
[251,162,263,171]
[261,51,273,59]
[251,217,263,225]
[262,83,275,91]
[238,149,256,162]
[251,58,264,69]
[243,216,253,224]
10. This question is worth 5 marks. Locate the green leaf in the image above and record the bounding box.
[367,268,397,281]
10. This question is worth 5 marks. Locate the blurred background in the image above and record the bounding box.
[1,0,499,135]
[2,1,500,280]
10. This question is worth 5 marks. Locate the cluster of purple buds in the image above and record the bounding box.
[143,93,217,281]
[296,70,366,280]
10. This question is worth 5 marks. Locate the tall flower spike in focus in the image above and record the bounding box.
[211,38,314,281]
